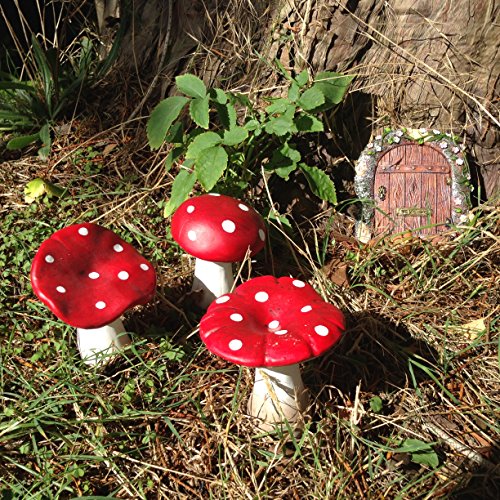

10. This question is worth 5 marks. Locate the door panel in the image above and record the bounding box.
[374,144,451,237]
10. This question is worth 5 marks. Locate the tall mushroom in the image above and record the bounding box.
[199,275,345,431]
[171,193,266,308]
[31,223,156,365]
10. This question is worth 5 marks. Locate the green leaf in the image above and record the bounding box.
[313,72,354,105]
[298,87,325,111]
[265,98,291,114]
[164,169,197,217]
[393,439,434,453]
[280,142,301,162]
[186,131,222,159]
[165,146,184,171]
[24,178,64,203]
[0,81,34,91]
[244,119,260,131]
[222,127,248,146]
[147,96,189,149]
[369,396,383,413]
[39,123,50,145]
[189,95,210,129]
[215,102,237,129]
[273,165,296,180]
[274,59,293,81]
[295,70,309,87]
[287,82,300,102]
[175,74,207,98]
[165,122,184,144]
[299,164,337,204]
[209,88,228,104]
[411,450,439,469]
[6,133,40,150]
[264,116,293,136]
[195,146,228,191]
[294,113,324,132]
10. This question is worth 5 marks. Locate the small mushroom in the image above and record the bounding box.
[31,223,156,365]
[199,275,345,431]
[171,193,266,308]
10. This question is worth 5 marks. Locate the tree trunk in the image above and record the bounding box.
[118,0,499,199]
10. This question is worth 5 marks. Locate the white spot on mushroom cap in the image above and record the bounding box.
[229,339,242,350]
[118,271,129,280]
[315,325,329,336]
[254,291,269,302]
[45,255,55,263]
[209,193,221,196]
[113,244,124,252]
[56,286,66,293]
[188,230,197,241]
[140,263,149,271]
[95,301,106,310]
[186,205,195,213]
[88,272,100,279]
[238,203,249,211]
[230,313,243,322]
[258,229,265,241]
[78,227,89,236]
[268,320,280,329]
[222,220,236,233]
[301,305,312,312]
[274,329,288,335]
[216,295,230,304]
[292,280,305,288]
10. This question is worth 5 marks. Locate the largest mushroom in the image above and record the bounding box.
[31,223,156,365]
[199,275,345,431]
[171,193,266,308]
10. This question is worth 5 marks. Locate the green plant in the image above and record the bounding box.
[147,66,353,216]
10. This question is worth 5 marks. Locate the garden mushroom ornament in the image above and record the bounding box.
[200,275,345,431]
[31,223,156,365]
[171,193,266,308]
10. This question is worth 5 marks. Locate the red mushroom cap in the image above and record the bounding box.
[30,223,156,329]
[199,276,345,367]
[171,194,266,262]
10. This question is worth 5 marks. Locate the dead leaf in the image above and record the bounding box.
[321,258,349,287]
[448,318,487,340]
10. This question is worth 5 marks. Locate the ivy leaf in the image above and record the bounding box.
[189,95,210,129]
[195,146,228,191]
[299,164,337,204]
[147,96,189,149]
[222,127,248,146]
[175,74,207,98]
[164,169,196,217]
[294,113,324,132]
[298,86,325,111]
[186,132,222,159]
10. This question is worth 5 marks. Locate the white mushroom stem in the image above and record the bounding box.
[247,364,310,432]
[76,318,131,366]
[192,258,234,308]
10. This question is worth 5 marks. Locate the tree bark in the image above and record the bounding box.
[118,0,499,199]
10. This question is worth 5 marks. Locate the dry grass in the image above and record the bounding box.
[1,1,499,498]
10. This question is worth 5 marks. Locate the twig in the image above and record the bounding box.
[424,421,498,473]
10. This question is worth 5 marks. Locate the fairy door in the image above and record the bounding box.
[373,143,452,237]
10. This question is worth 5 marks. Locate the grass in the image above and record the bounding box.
[0,2,499,497]
[0,134,498,498]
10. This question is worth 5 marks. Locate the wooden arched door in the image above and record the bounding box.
[373,144,451,236]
